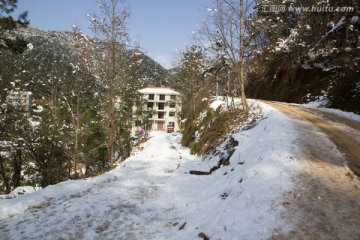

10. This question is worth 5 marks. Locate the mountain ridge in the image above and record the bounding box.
[1,26,169,100]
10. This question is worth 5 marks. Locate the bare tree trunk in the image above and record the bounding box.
[239,0,249,114]
[89,0,130,169]
[108,67,115,169]
[216,81,219,98]
[231,90,235,110]
[12,148,23,189]
[239,61,249,113]
[50,77,58,176]
[108,1,117,169]
[74,93,80,177]
[0,164,12,193]
[226,72,230,110]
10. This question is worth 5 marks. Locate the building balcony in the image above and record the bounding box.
[149,111,166,118]
[149,117,165,120]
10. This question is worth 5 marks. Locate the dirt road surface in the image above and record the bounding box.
[264,101,360,240]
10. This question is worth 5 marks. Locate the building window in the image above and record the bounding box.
[169,103,175,108]
[168,122,175,127]
[158,103,164,110]
[149,94,154,100]
[158,112,164,119]
[170,95,176,100]
[169,111,175,117]
[147,102,154,109]
[159,94,165,101]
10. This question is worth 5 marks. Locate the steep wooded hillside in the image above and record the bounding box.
[0,26,168,101]
[247,0,360,113]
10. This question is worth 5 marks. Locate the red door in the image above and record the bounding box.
[157,122,164,131]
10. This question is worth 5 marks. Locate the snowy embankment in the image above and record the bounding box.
[303,98,360,122]
[0,102,302,239]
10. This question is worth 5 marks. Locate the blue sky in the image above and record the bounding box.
[15,0,212,69]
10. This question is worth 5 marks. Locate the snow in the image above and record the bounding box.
[26,43,33,50]
[0,186,41,200]
[313,16,346,49]
[303,95,329,108]
[309,106,360,122]
[0,102,302,239]
[351,16,359,23]
[313,62,335,71]
[276,28,299,52]
[303,99,360,122]
[139,87,180,95]
[209,99,225,110]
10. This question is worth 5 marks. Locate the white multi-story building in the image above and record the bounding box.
[132,87,181,134]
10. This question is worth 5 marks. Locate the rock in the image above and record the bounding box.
[179,222,186,230]
[198,232,209,240]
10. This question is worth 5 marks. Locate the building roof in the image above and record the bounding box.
[139,86,180,95]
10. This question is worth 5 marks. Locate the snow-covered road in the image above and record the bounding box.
[0,132,187,239]
[1,103,304,240]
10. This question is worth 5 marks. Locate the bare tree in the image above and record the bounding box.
[89,0,130,169]
[199,0,255,114]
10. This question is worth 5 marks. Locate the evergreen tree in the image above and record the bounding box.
[0,0,29,53]
[0,104,35,193]
[170,45,211,117]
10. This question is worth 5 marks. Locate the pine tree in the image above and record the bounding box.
[0,0,29,53]
[170,45,211,117]
[0,104,35,193]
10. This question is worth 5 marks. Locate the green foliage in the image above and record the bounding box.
[168,45,213,116]
[0,105,35,193]
[248,66,331,102]
[0,0,29,53]
[29,108,70,187]
[194,110,233,155]
[180,116,198,148]
[190,141,200,155]
[82,119,108,175]
[182,105,243,155]
[3,36,27,53]
[328,71,360,113]
[125,50,168,87]
[0,0,29,30]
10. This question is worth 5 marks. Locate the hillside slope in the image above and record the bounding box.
[247,2,360,114]
[0,26,168,101]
